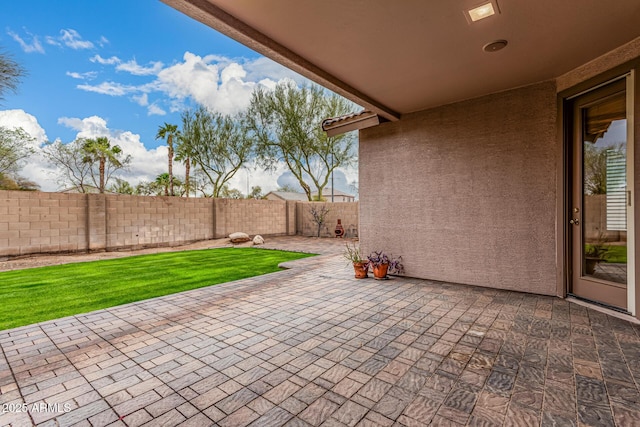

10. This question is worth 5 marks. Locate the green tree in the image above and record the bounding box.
[181,106,253,198]
[156,123,179,196]
[191,168,212,197]
[247,185,263,199]
[0,174,39,191]
[0,127,34,180]
[82,137,130,193]
[246,82,357,201]
[42,139,93,192]
[155,173,171,196]
[43,137,130,193]
[276,184,299,193]
[109,178,134,194]
[220,185,244,199]
[153,173,184,196]
[135,181,154,196]
[0,49,26,102]
[584,144,608,195]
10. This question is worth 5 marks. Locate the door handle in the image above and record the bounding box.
[569,219,580,226]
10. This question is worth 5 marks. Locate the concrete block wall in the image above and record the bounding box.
[105,195,214,250]
[286,201,297,236]
[0,191,88,256]
[88,194,107,251]
[0,191,353,257]
[296,202,359,238]
[213,198,290,238]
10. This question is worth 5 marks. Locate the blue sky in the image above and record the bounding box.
[0,0,357,193]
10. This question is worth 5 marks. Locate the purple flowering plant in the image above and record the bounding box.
[367,250,404,275]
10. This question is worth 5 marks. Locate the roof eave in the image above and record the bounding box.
[161,0,401,122]
[322,111,381,137]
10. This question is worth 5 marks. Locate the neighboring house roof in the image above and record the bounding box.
[322,110,380,137]
[164,0,640,121]
[312,188,354,198]
[265,191,309,201]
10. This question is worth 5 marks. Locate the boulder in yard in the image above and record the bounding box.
[253,235,265,245]
[229,232,251,243]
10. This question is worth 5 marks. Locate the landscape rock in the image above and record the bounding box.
[229,232,251,243]
[253,235,265,245]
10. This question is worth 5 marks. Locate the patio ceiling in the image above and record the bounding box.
[163,0,640,121]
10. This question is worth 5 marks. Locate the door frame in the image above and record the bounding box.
[569,79,629,310]
[559,63,639,318]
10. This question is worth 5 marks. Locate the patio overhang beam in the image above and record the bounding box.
[161,0,401,122]
[322,111,381,137]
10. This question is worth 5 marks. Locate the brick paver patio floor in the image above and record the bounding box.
[1,237,640,426]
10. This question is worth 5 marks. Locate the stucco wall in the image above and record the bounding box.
[556,36,640,93]
[360,81,558,295]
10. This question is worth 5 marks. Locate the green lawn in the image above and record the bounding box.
[585,244,627,264]
[604,245,627,264]
[0,248,314,330]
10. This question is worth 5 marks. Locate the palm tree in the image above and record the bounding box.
[156,123,179,196]
[175,134,195,198]
[155,173,171,196]
[82,137,123,193]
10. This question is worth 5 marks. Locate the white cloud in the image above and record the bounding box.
[98,36,109,47]
[226,159,286,195]
[223,160,359,197]
[66,71,98,80]
[90,54,121,65]
[58,115,169,185]
[155,52,219,103]
[273,168,356,197]
[78,51,314,117]
[168,99,184,113]
[244,56,306,85]
[147,103,166,116]
[89,55,164,76]
[0,109,48,144]
[155,52,263,115]
[258,79,279,91]
[117,59,164,76]
[0,109,57,190]
[7,29,44,54]
[60,29,94,50]
[132,93,149,106]
[77,81,138,96]
[45,35,61,47]
[6,28,111,55]
[58,116,107,136]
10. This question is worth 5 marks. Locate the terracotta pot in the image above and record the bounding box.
[372,263,389,279]
[585,257,600,275]
[353,262,368,279]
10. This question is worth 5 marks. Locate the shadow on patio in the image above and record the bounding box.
[1,237,639,426]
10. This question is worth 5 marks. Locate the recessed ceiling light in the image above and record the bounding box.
[465,1,500,23]
[483,40,508,52]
